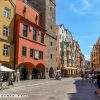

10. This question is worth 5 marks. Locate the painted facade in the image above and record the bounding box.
[0,0,15,68]
[26,0,57,78]
[57,25,78,77]
[59,25,67,68]
[66,29,73,67]
[15,0,46,80]
[91,37,100,70]
[57,24,85,77]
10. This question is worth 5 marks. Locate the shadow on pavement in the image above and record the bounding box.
[68,79,100,100]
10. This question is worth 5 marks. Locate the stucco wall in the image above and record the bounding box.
[0,0,15,66]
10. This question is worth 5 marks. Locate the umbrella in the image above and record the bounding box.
[94,68,100,71]
[56,70,61,72]
[0,65,14,72]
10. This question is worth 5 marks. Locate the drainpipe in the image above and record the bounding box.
[9,0,16,70]
[13,5,16,70]
[13,15,16,70]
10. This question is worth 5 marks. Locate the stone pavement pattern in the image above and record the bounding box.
[0,78,100,100]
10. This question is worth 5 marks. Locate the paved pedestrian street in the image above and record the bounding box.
[0,78,100,100]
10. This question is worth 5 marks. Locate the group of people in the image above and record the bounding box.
[81,72,100,96]
[0,72,14,86]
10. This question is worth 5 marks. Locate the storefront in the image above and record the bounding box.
[61,66,78,77]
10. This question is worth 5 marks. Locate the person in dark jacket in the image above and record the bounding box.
[97,73,100,96]
[81,73,84,80]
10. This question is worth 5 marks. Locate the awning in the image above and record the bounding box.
[62,66,77,70]
[94,68,100,71]
[0,65,15,72]
[56,70,61,72]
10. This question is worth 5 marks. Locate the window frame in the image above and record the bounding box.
[30,48,34,58]
[50,42,52,46]
[40,32,44,44]
[50,54,53,59]
[4,7,11,18]
[22,46,27,57]
[33,28,37,41]
[3,26,9,36]
[39,51,43,59]
[23,24,28,37]
[3,44,10,56]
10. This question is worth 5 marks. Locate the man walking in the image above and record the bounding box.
[96,73,100,96]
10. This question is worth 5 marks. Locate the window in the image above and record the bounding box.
[50,7,52,12]
[30,48,34,57]
[62,36,64,40]
[39,51,43,59]
[4,8,10,18]
[3,44,9,56]
[22,46,27,56]
[23,24,28,37]
[40,33,44,44]
[60,42,62,48]
[35,15,38,24]
[99,48,100,53]
[3,26,9,36]
[62,30,64,33]
[50,25,52,30]
[50,54,53,59]
[23,0,28,2]
[60,35,61,39]
[34,50,39,59]
[46,68,48,73]
[33,29,37,41]
[50,42,52,46]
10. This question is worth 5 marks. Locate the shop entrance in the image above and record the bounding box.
[19,64,28,80]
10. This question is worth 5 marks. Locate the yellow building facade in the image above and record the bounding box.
[0,0,15,68]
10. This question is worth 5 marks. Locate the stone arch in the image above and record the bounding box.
[18,64,28,80]
[32,63,45,79]
[17,62,34,80]
[49,67,54,78]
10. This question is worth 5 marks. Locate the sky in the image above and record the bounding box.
[56,0,100,60]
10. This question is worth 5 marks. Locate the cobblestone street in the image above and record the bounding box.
[0,78,100,100]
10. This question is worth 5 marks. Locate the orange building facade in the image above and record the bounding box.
[15,0,46,80]
[91,38,100,70]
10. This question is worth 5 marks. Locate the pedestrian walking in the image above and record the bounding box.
[96,73,100,96]
[81,73,84,80]
[84,72,88,80]
[88,73,92,84]
[93,74,98,94]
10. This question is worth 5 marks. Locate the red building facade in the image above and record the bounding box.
[15,0,46,80]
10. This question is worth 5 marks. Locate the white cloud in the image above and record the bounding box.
[85,55,90,60]
[70,4,85,15]
[70,0,100,16]
[89,46,93,49]
[82,0,91,10]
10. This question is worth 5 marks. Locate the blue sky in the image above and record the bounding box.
[56,0,100,60]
